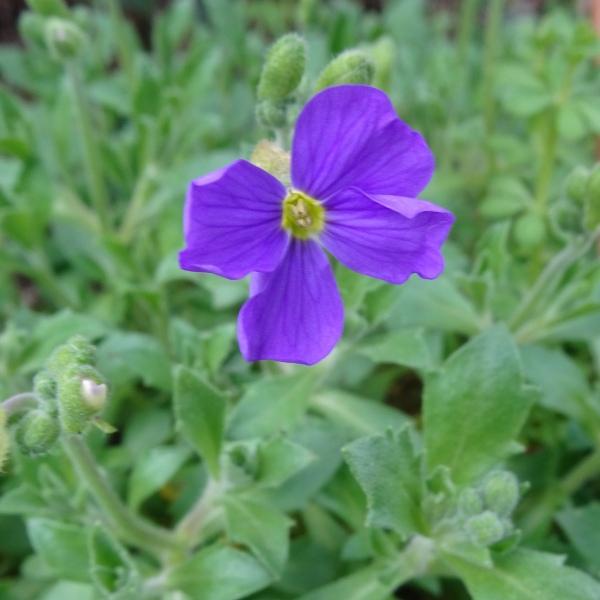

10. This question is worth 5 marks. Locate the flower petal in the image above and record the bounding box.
[321,187,454,284]
[238,240,344,365]
[179,159,288,279]
[291,85,434,200]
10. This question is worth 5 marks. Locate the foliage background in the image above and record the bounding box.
[1,0,600,599]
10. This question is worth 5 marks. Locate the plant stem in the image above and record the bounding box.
[523,446,600,536]
[482,0,504,139]
[67,63,110,228]
[508,228,600,332]
[106,0,136,96]
[534,112,558,214]
[1,393,39,417]
[62,434,182,559]
[175,478,222,548]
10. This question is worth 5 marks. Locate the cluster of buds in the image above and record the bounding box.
[256,33,385,132]
[3,336,108,461]
[20,0,86,62]
[426,468,522,550]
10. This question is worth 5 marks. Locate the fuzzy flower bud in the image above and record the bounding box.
[0,410,9,471]
[44,17,85,61]
[465,510,506,547]
[514,212,546,250]
[258,33,306,102]
[27,0,70,17]
[58,366,106,433]
[256,99,288,130]
[482,471,520,517]
[80,378,107,411]
[19,12,47,48]
[316,49,374,91]
[584,166,600,231]
[565,166,589,204]
[250,140,291,185]
[372,36,395,89]
[457,487,484,517]
[33,370,56,403]
[16,409,60,456]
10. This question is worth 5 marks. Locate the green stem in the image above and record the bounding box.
[534,112,558,213]
[482,0,504,138]
[67,64,110,228]
[1,393,39,417]
[175,478,222,548]
[62,434,182,559]
[107,0,136,96]
[523,446,600,536]
[508,228,600,332]
[119,165,158,243]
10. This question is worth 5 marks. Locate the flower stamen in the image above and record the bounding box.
[282,190,324,239]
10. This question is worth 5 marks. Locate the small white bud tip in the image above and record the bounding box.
[81,379,107,410]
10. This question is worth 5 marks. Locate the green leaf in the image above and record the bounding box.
[87,524,141,598]
[299,563,392,600]
[256,436,315,488]
[167,545,272,600]
[521,345,589,419]
[0,484,52,517]
[224,494,292,576]
[386,277,482,335]
[358,328,434,370]
[343,427,422,536]
[557,503,600,575]
[449,548,600,600]
[228,371,317,440]
[127,445,190,509]
[312,391,409,436]
[97,331,172,392]
[174,366,227,477]
[28,519,90,583]
[424,326,533,484]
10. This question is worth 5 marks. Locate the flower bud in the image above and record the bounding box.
[465,510,505,547]
[57,365,106,433]
[27,0,70,17]
[47,335,95,375]
[16,409,60,456]
[372,37,395,89]
[457,488,484,517]
[33,370,56,403]
[0,410,9,471]
[44,17,86,61]
[80,378,107,411]
[255,99,289,130]
[584,166,600,231]
[513,212,546,250]
[19,12,47,48]
[251,140,291,184]
[565,166,589,204]
[257,33,306,102]
[482,471,520,517]
[316,49,374,91]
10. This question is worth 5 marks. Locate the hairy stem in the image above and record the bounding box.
[62,434,182,559]
[175,477,222,548]
[509,228,600,332]
[1,393,39,417]
[67,64,110,228]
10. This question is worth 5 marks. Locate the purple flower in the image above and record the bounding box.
[180,85,454,365]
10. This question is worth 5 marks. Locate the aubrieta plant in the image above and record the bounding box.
[180,84,453,364]
[1,1,600,600]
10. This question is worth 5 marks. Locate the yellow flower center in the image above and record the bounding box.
[281,190,325,239]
